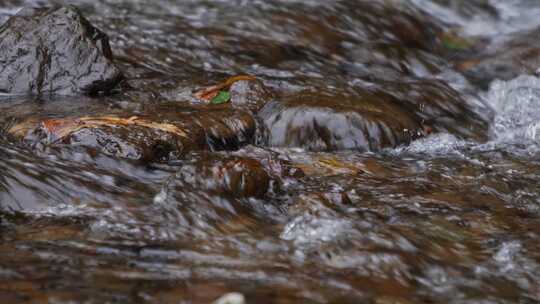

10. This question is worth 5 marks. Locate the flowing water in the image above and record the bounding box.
[1,0,540,303]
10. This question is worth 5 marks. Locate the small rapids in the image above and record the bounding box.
[2,1,540,303]
[487,76,540,145]
[397,74,540,156]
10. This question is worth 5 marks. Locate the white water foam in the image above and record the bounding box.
[394,133,468,155]
[281,214,353,246]
[397,75,540,157]
[485,75,540,145]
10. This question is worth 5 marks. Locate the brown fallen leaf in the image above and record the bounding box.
[194,75,256,101]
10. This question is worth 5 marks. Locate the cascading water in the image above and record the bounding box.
[486,75,540,144]
[1,1,540,303]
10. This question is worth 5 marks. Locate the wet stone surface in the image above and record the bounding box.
[169,153,278,199]
[229,79,273,113]
[0,6,122,96]
[1,1,540,304]
[260,79,488,151]
[460,26,540,89]
[3,102,259,161]
[259,88,425,151]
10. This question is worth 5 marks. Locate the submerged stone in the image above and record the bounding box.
[0,6,122,96]
[173,154,277,199]
[6,104,258,161]
[153,152,284,237]
[458,26,540,89]
[380,79,489,141]
[259,90,423,151]
[194,76,273,113]
[229,79,273,113]
[259,80,488,152]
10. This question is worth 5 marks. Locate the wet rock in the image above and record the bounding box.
[194,75,273,113]
[198,108,258,151]
[229,145,304,179]
[259,79,488,152]
[259,88,424,152]
[379,79,489,141]
[458,26,540,89]
[5,104,258,161]
[0,6,122,96]
[173,154,277,199]
[154,153,283,237]
[229,79,273,113]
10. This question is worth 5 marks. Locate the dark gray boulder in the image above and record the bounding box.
[0,6,122,96]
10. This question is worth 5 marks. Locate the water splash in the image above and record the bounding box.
[393,75,540,157]
[485,75,540,145]
[393,133,468,155]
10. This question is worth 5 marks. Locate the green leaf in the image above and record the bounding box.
[210,91,231,105]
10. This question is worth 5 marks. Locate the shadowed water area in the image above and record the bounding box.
[1,0,540,303]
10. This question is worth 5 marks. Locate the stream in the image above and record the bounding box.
[1,0,540,303]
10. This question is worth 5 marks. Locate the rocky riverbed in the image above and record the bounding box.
[1,1,540,303]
